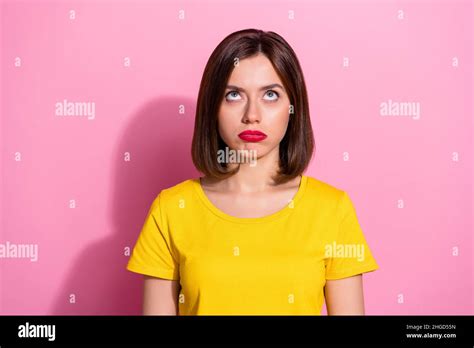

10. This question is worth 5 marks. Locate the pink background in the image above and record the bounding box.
[1,0,472,315]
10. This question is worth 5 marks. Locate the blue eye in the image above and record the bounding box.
[225,91,241,101]
[264,90,279,101]
[224,90,280,102]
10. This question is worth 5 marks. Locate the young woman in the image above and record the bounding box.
[127,28,379,315]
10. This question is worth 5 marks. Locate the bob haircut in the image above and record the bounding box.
[191,28,315,185]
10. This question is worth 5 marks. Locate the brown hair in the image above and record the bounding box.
[191,28,315,185]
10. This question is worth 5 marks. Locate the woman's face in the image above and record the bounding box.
[217,53,291,162]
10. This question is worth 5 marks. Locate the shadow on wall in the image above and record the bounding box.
[50,96,199,314]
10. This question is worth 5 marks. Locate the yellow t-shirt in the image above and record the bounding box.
[126,175,379,315]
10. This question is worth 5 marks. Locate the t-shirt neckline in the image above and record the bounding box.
[191,174,308,224]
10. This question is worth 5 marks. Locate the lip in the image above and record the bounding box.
[238,130,267,142]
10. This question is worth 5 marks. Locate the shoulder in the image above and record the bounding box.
[161,177,196,196]
[152,177,198,210]
[305,175,361,220]
[142,178,198,227]
[304,175,345,200]
[303,175,350,216]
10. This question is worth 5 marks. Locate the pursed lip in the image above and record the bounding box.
[238,130,267,142]
[238,130,267,136]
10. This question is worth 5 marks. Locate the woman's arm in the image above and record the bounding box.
[324,274,365,315]
[142,275,180,315]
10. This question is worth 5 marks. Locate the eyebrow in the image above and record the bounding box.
[225,83,285,92]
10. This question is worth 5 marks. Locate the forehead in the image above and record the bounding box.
[227,54,283,87]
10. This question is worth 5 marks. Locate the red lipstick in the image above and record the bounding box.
[238,130,267,142]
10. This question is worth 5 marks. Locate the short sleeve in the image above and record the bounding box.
[324,191,379,280]
[126,193,179,280]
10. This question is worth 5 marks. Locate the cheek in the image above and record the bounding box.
[217,112,236,143]
[267,106,290,136]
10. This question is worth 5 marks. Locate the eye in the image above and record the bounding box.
[225,91,241,101]
[264,90,279,101]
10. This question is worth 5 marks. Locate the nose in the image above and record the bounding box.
[241,98,261,124]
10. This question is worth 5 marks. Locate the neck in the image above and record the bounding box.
[218,145,281,193]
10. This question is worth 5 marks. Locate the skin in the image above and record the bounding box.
[143,52,366,315]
